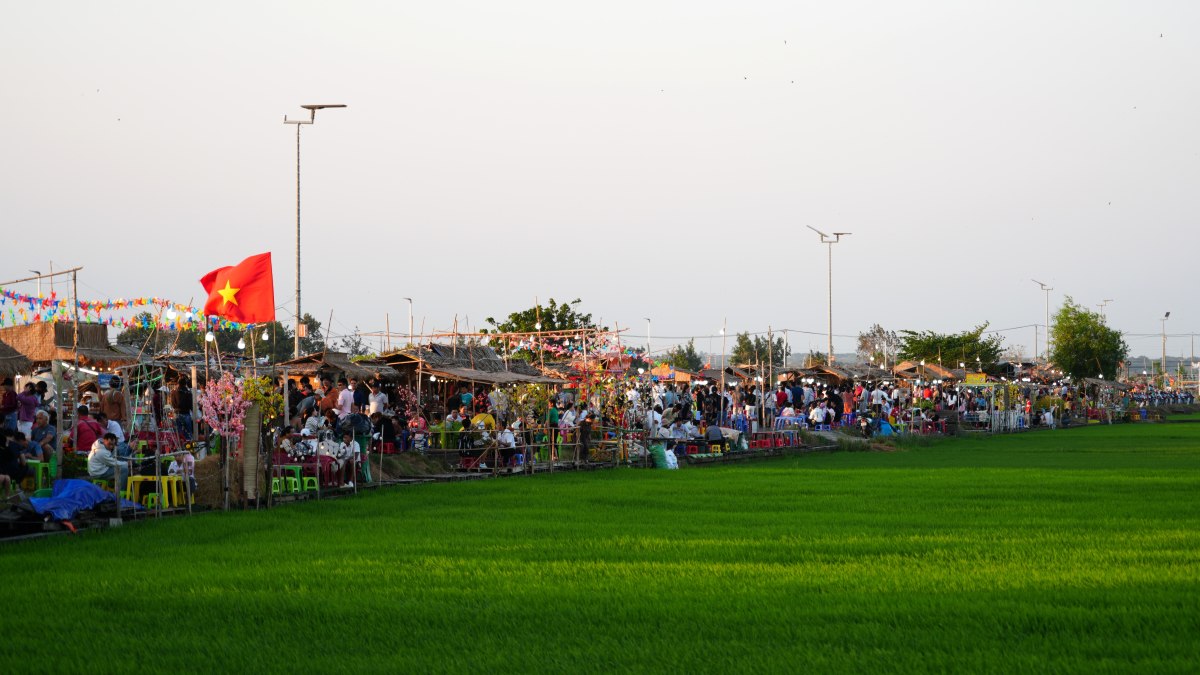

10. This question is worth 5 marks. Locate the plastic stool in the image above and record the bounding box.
[271,477,283,495]
[285,477,300,494]
[90,478,111,490]
[301,477,317,493]
[142,493,159,509]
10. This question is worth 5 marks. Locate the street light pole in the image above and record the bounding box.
[1162,311,1171,386]
[28,270,42,296]
[643,317,651,362]
[1097,298,1113,320]
[1032,279,1053,361]
[807,226,850,366]
[284,103,346,358]
[403,297,413,347]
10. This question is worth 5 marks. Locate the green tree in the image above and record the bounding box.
[664,339,704,371]
[804,350,828,368]
[898,323,1004,366]
[483,298,606,360]
[1048,297,1128,380]
[729,332,789,368]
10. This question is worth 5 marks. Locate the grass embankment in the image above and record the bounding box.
[1,424,1198,673]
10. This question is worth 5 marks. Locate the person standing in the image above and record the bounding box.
[367,381,388,416]
[100,378,127,430]
[169,379,194,440]
[16,383,40,437]
[335,379,354,419]
[0,379,17,432]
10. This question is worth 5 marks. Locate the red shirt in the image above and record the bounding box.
[75,416,105,452]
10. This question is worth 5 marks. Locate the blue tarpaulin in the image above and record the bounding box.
[29,479,141,521]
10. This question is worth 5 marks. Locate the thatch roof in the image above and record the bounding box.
[893,360,958,380]
[0,339,32,378]
[278,350,399,381]
[382,343,561,385]
[0,322,135,367]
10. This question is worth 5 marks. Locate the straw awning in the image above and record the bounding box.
[0,339,32,378]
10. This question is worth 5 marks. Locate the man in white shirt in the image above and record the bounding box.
[681,419,699,439]
[94,411,132,457]
[335,379,354,419]
[367,382,388,416]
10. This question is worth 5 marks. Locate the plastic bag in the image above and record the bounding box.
[663,449,679,469]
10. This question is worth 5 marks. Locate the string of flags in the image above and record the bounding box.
[0,287,254,332]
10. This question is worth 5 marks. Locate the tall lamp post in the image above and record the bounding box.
[403,297,413,347]
[643,317,652,362]
[1032,279,1053,361]
[1097,298,1113,320]
[807,226,850,367]
[1161,311,1171,386]
[284,103,346,358]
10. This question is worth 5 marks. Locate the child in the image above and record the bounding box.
[168,451,197,493]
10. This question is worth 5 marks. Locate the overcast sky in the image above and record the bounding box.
[4,1,1197,361]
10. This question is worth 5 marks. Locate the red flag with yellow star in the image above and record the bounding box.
[200,252,275,324]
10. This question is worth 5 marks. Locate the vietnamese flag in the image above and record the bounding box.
[200,252,276,323]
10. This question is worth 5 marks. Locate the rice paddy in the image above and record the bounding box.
[3,421,1199,673]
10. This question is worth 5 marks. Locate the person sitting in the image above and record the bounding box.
[369,412,396,449]
[681,418,699,440]
[780,404,797,418]
[11,430,42,463]
[497,424,518,466]
[87,433,129,488]
[168,451,197,493]
[0,428,26,495]
[73,405,106,455]
[704,422,726,452]
[30,410,56,459]
[94,411,131,457]
[668,419,687,449]
[338,430,360,488]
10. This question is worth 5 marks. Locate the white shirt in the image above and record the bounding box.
[105,419,126,444]
[336,389,354,418]
[497,429,516,449]
[368,391,388,415]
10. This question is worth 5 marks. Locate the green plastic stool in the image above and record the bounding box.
[301,476,318,492]
[285,477,300,494]
[90,478,111,490]
[271,477,283,495]
[142,493,159,509]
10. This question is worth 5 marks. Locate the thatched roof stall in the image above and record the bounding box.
[0,339,32,378]
[0,322,135,369]
[382,344,562,386]
[277,350,398,383]
[892,360,958,382]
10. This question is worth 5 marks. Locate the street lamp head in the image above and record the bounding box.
[805,225,831,238]
[301,104,347,110]
[1163,311,1170,319]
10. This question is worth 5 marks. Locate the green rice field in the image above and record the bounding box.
[3,422,1199,673]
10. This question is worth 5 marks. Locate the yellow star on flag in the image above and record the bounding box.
[216,280,240,307]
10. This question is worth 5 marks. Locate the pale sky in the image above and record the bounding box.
[4,1,1198,361]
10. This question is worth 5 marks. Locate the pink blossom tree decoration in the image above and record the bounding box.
[199,371,251,440]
